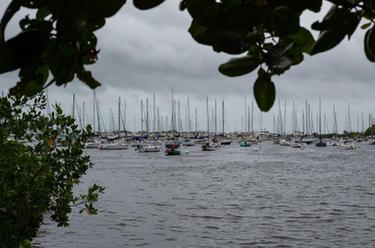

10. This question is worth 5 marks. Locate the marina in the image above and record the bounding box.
[33,141,375,247]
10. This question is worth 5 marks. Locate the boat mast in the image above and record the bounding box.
[146,98,149,135]
[118,97,121,135]
[96,98,101,135]
[187,96,191,133]
[171,88,174,135]
[222,100,225,135]
[251,101,254,134]
[141,99,144,131]
[214,99,217,134]
[72,94,76,119]
[153,93,156,133]
[178,100,181,132]
[195,107,198,132]
[82,101,86,127]
[244,95,247,133]
[319,97,322,136]
[206,97,209,138]
[93,90,96,133]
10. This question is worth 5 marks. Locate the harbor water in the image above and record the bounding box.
[33,142,375,247]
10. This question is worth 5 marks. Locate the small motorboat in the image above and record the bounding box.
[240,140,251,147]
[220,139,232,145]
[164,148,181,156]
[279,139,291,146]
[290,143,305,149]
[137,144,160,152]
[85,142,101,149]
[164,142,181,155]
[202,142,216,151]
[182,139,195,146]
[339,143,358,150]
[98,143,129,150]
[315,138,327,147]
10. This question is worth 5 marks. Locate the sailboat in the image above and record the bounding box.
[315,97,327,147]
[137,142,160,152]
[165,89,181,156]
[98,142,129,150]
[202,97,216,151]
[220,100,232,145]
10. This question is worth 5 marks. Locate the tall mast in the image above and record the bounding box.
[195,107,198,132]
[222,100,225,134]
[118,97,121,135]
[171,89,174,134]
[283,99,287,135]
[96,98,101,135]
[206,97,209,137]
[178,100,181,132]
[251,101,254,134]
[244,96,247,132]
[319,97,322,135]
[302,110,305,134]
[333,103,338,134]
[362,113,365,133]
[247,105,250,133]
[187,96,191,132]
[141,99,144,131]
[305,100,308,135]
[72,94,76,119]
[82,101,86,127]
[123,99,127,134]
[153,92,156,132]
[93,90,96,133]
[146,98,149,135]
[157,107,160,132]
[347,104,352,132]
[46,89,51,116]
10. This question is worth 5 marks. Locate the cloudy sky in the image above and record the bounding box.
[1,1,374,133]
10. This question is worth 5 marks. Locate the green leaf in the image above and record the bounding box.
[188,20,249,54]
[364,27,375,62]
[271,5,300,36]
[361,22,372,30]
[284,0,322,12]
[77,69,101,89]
[253,68,276,112]
[91,0,127,18]
[133,0,165,10]
[57,0,90,41]
[46,41,78,85]
[219,55,260,77]
[222,5,264,30]
[36,7,50,20]
[0,29,50,73]
[9,61,49,96]
[289,27,315,53]
[265,39,303,74]
[20,0,49,9]
[310,7,360,55]
[185,0,221,27]
[310,29,346,55]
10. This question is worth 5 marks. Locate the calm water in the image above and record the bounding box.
[33,142,375,247]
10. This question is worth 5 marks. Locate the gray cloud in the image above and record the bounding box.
[1,1,374,132]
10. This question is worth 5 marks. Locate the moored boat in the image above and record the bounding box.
[98,143,129,150]
[202,142,216,151]
[240,140,251,147]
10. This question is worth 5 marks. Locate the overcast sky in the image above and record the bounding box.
[1,1,374,133]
